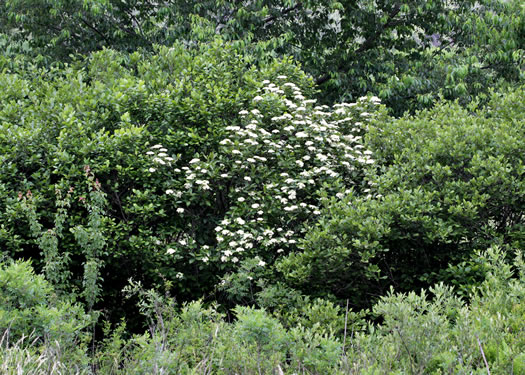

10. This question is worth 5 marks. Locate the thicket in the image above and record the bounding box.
[0,39,317,326]
[1,247,524,373]
[0,0,524,373]
[282,85,525,306]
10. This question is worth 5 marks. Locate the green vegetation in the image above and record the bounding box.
[282,85,525,306]
[1,0,524,114]
[0,0,523,373]
[1,247,524,373]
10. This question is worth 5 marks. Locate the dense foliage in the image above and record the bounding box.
[0,0,524,372]
[0,40,315,324]
[281,84,525,306]
[1,0,524,114]
[1,247,524,373]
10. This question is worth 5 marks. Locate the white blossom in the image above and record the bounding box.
[316,153,328,162]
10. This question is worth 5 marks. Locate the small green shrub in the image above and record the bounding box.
[341,247,525,374]
[0,260,91,344]
[514,353,525,375]
[0,260,91,370]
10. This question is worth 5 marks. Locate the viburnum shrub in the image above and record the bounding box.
[148,77,387,300]
[280,85,525,308]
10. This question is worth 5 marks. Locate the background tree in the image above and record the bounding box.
[2,0,523,114]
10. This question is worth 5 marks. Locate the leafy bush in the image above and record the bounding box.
[150,77,386,306]
[0,39,312,324]
[0,246,523,374]
[0,260,91,369]
[93,247,525,374]
[94,293,344,374]
[344,247,525,374]
[280,85,525,307]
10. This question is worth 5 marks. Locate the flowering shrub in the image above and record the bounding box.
[148,77,386,300]
[0,40,314,324]
[281,85,525,307]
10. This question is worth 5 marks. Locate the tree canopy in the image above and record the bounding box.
[2,0,523,114]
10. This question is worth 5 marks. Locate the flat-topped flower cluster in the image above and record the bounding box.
[148,77,382,274]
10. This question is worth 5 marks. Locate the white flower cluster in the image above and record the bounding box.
[174,156,214,191]
[150,79,381,268]
[147,144,175,172]
[216,81,378,264]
